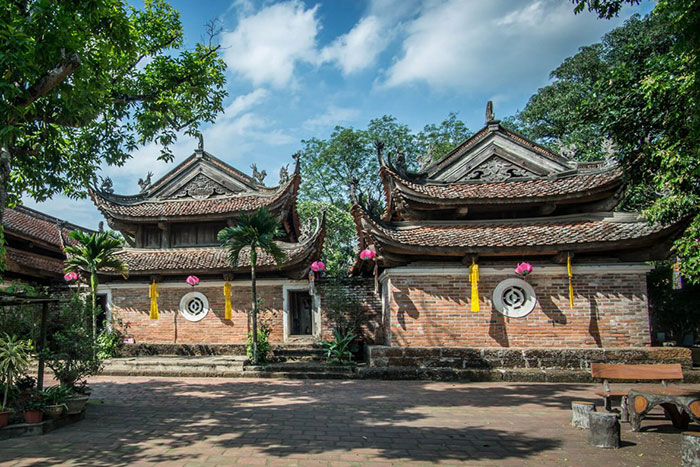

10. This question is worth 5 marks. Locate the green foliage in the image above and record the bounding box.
[217,208,286,268]
[246,324,271,364]
[321,328,356,365]
[0,334,33,411]
[0,0,227,205]
[511,4,700,281]
[219,208,285,365]
[41,385,72,406]
[297,202,355,277]
[64,230,128,341]
[0,284,43,343]
[95,328,124,360]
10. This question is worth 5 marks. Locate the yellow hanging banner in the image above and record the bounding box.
[149,280,159,320]
[224,281,232,320]
[567,254,574,308]
[469,259,480,312]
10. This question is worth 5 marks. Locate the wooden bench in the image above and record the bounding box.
[590,363,684,423]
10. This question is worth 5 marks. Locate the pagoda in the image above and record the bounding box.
[351,104,685,348]
[90,142,326,345]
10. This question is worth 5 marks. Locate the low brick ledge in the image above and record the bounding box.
[0,411,85,441]
[367,346,693,371]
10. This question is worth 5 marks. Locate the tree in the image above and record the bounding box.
[64,231,129,341]
[510,6,700,281]
[218,208,286,364]
[299,114,472,274]
[0,0,227,258]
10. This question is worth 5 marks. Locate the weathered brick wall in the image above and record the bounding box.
[387,272,651,348]
[111,284,285,345]
[316,278,384,344]
[367,346,692,370]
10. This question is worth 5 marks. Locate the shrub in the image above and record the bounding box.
[247,324,271,363]
[321,327,356,365]
[96,328,124,359]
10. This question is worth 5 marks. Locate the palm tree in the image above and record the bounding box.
[218,208,286,364]
[64,230,129,340]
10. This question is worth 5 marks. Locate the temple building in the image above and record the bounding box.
[90,144,327,345]
[1,206,92,284]
[351,106,685,349]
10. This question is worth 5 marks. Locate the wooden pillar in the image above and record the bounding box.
[588,412,620,449]
[36,302,49,390]
[682,432,700,467]
[572,401,596,429]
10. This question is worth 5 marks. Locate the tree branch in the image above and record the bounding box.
[18,53,82,108]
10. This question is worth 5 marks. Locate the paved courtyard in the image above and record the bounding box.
[0,377,694,466]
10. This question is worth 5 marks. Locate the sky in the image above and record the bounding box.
[23,0,653,229]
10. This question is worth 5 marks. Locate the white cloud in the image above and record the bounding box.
[221,1,320,87]
[383,0,623,93]
[303,106,361,129]
[223,88,269,118]
[321,16,386,75]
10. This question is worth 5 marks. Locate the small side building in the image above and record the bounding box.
[90,146,328,345]
[352,112,685,349]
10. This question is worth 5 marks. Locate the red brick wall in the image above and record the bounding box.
[387,272,651,348]
[110,284,285,345]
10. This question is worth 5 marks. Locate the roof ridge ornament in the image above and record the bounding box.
[485,100,496,124]
[250,163,267,185]
[138,172,153,193]
[197,134,204,153]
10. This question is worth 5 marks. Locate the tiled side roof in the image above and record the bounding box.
[386,166,623,201]
[5,247,65,275]
[106,214,326,275]
[91,174,299,221]
[2,207,86,249]
[362,213,671,250]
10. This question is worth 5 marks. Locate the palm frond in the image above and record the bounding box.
[218,208,286,269]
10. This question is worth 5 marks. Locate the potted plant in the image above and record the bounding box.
[21,395,45,424]
[0,334,33,428]
[64,380,90,415]
[42,385,71,419]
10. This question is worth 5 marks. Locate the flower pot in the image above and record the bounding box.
[64,395,89,415]
[23,410,43,424]
[43,404,65,419]
[0,410,10,428]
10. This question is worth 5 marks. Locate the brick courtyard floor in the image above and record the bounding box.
[0,377,694,466]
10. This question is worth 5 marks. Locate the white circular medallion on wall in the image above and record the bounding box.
[492,278,537,318]
[179,291,209,322]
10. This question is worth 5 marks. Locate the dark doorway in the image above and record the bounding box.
[96,294,108,332]
[289,290,313,335]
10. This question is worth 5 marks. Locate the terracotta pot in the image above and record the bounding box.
[0,411,10,428]
[43,404,65,419]
[64,395,89,415]
[23,410,43,424]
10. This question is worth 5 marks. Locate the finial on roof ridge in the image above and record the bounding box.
[485,100,495,124]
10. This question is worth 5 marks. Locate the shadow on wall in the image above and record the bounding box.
[0,378,582,465]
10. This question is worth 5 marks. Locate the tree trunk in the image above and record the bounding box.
[572,400,596,429]
[0,147,11,266]
[682,431,700,467]
[90,271,98,343]
[250,247,258,365]
[1,368,11,411]
[588,412,620,449]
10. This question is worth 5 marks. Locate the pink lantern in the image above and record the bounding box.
[515,262,533,276]
[186,275,200,287]
[311,261,326,272]
[360,248,376,260]
[64,272,78,282]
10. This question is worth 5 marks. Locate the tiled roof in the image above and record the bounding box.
[360,212,672,250]
[91,174,299,221]
[5,247,65,275]
[106,216,326,275]
[2,207,88,249]
[386,166,623,202]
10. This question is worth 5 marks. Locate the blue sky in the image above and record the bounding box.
[24,0,652,229]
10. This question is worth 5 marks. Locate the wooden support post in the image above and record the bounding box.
[682,432,700,467]
[588,412,620,449]
[572,401,596,429]
[36,302,49,390]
